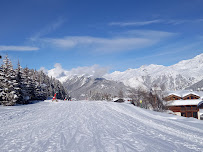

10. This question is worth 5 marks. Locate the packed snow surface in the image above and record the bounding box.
[0,100,203,152]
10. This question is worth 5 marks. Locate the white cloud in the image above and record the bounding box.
[47,63,67,79]
[123,30,177,39]
[69,65,109,78]
[0,45,39,51]
[41,30,176,53]
[167,19,203,25]
[44,36,155,53]
[39,67,48,73]
[109,20,162,26]
[45,63,109,82]
[30,18,65,41]
[109,19,203,26]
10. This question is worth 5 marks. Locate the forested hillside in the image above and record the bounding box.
[0,56,67,106]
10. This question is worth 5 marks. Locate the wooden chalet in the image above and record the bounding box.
[164,91,203,120]
[169,105,199,119]
[164,94,181,101]
[182,93,200,100]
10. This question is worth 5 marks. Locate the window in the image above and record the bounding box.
[186,106,191,111]
[191,106,197,111]
[187,112,192,117]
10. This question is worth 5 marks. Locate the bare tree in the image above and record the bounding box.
[118,90,124,99]
[128,87,166,111]
[103,93,112,101]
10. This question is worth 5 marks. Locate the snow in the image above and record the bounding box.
[166,90,203,98]
[0,100,203,152]
[104,53,203,90]
[166,99,202,106]
[200,109,203,115]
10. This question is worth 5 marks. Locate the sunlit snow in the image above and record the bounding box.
[0,100,202,152]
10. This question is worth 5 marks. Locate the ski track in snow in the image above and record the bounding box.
[0,100,203,152]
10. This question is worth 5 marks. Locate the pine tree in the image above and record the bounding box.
[0,65,4,103]
[33,70,46,100]
[21,67,34,103]
[0,55,67,105]
[0,56,18,106]
[15,60,24,104]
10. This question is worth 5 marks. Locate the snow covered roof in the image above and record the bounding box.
[164,90,203,98]
[166,99,202,106]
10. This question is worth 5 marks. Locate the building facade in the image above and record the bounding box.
[163,90,203,120]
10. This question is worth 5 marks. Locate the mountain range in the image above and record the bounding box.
[47,53,203,99]
[104,53,203,91]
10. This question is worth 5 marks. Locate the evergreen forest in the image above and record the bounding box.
[0,56,67,106]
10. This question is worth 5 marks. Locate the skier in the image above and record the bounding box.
[52,93,58,102]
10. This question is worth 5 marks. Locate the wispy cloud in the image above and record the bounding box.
[123,30,177,39]
[43,36,156,53]
[109,20,162,26]
[0,45,39,51]
[30,18,65,41]
[109,19,203,26]
[167,19,203,25]
[41,30,176,53]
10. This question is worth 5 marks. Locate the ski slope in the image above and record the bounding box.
[0,100,203,152]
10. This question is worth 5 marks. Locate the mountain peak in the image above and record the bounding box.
[105,53,203,90]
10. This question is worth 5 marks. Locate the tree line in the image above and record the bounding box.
[0,56,67,106]
[129,87,166,111]
[89,88,165,111]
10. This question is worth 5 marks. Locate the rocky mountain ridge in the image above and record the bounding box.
[63,75,131,100]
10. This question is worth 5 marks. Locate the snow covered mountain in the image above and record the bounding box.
[48,53,203,93]
[63,75,131,100]
[186,78,203,91]
[104,53,203,91]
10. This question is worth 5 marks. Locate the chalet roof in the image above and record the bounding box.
[164,90,203,98]
[166,99,202,106]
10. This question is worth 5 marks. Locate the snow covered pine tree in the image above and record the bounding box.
[0,56,19,106]
[0,55,67,106]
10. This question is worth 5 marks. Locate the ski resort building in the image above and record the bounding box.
[163,90,203,120]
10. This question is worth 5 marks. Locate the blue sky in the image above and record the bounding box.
[0,0,203,72]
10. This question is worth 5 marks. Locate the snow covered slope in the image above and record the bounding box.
[104,53,203,90]
[186,78,203,91]
[0,100,202,152]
